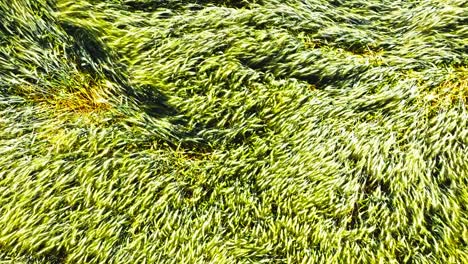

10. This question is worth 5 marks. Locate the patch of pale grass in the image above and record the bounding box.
[424,66,468,110]
[16,75,113,114]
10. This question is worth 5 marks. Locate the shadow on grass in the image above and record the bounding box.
[60,19,217,152]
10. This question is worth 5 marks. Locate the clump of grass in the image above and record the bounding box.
[1,0,467,263]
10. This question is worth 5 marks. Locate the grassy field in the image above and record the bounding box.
[0,0,467,263]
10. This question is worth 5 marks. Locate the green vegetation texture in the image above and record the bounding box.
[0,0,467,263]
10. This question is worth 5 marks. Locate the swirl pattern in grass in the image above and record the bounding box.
[0,0,467,263]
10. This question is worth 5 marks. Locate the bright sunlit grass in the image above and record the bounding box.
[0,0,467,263]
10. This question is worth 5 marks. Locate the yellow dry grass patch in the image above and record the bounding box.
[17,75,113,114]
[51,87,111,114]
[425,66,468,110]
[353,48,385,66]
[304,39,385,66]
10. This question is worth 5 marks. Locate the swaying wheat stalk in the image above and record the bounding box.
[0,0,467,263]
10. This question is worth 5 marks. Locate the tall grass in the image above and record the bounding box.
[1,0,467,263]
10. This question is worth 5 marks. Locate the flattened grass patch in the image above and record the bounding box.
[425,66,468,110]
[16,74,113,114]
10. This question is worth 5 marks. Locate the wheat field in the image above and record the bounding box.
[0,0,467,263]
